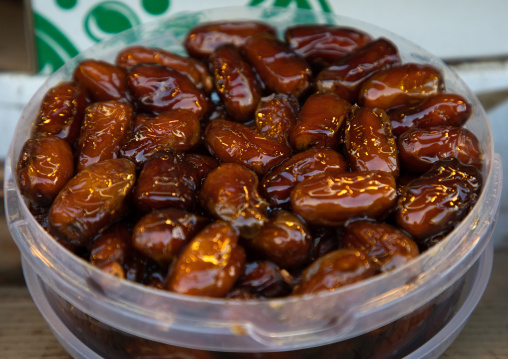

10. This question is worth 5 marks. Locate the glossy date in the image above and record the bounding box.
[200,163,269,238]
[396,157,482,241]
[290,171,397,226]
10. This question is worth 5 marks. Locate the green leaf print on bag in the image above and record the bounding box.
[142,0,171,15]
[33,12,79,73]
[84,1,140,42]
[248,0,332,12]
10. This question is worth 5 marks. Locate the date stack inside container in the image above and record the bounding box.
[13,13,489,358]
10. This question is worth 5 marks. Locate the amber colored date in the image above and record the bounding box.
[249,210,312,269]
[133,151,199,212]
[77,101,133,171]
[316,38,400,102]
[115,45,212,93]
[243,34,312,98]
[120,110,200,166]
[126,63,210,118]
[132,208,208,266]
[397,126,483,174]
[290,93,351,151]
[17,136,74,207]
[209,45,262,122]
[285,24,372,67]
[184,20,276,59]
[200,163,269,239]
[396,157,482,241]
[73,59,128,102]
[261,147,348,206]
[255,93,299,146]
[290,171,397,226]
[33,82,91,145]
[388,93,472,137]
[167,221,246,297]
[90,224,132,268]
[342,220,419,271]
[49,158,136,246]
[205,119,291,175]
[359,63,444,110]
[235,261,293,298]
[293,249,376,295]
[345,107,399,178]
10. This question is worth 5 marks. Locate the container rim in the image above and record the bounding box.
[4,6,503,351]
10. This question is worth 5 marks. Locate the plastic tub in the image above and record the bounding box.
[4,6,503,359]
[21,240,494,359]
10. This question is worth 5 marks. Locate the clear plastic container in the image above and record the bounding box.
[21,240,494,359]
[4,6,503,359]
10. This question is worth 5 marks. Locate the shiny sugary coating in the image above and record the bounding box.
[396,157,482,241]
[48,158,136,246]
[167,221,246,297]
[18,20,485,300]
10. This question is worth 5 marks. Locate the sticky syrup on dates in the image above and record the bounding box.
[17,20,483,301]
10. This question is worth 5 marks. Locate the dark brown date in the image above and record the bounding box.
[90,224,132,268]
[184,20,276,60]
[167,221,246,297]
[290,171,397,226]
[243,34,312,98]
[204,119,291,175]
[293,249,376,295]
[132,112,152,132]
[49,158,136,246]
[133,151,199,212]
[115,45,212,92]
[126,63,210,118]
[345,107,399,178]
[316,38,400,102]
[77,101,133,171]
[261,147,348,206]
[388,93,472,137]
[235,261,293,298]
[285,24,372,67]
[209,45,262,122]
[33,81,91,145]
[396,157,482,241]
[255,93,299,146]
[397,126,483,174]
[132,208,208,266]
[290,93,351,151]
[17,136,74,206]
[120,110,200,166]
[183,153,219,184]
[73,59,128,102]
[342,220,419,271]
[122,250,162,284]
[200,163,269,238]
[358,63,444,110]
[249,210,312,269]
[309,226,341,261]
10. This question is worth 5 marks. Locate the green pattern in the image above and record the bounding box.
[33,12,79,73]
[56,0,77,10]
[84,1,140,42]
[248,0,332,12]
[142,0,171,15]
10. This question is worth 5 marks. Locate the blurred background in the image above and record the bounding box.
[0,0,506,357]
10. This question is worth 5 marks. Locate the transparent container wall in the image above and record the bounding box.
[5,5,502,355]
[24,253,491,359]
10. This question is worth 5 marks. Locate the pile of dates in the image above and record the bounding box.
[17,20,483,299]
